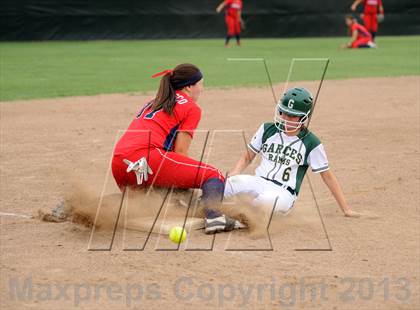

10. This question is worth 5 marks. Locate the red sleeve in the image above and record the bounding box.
[178,105,201,138]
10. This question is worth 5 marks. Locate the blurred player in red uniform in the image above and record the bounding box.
[351,0,384,41]
[216,0,244,46]
[342,15,376,49]
[112,63,244,233]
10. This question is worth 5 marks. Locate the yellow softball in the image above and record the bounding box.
[168,226,187,244]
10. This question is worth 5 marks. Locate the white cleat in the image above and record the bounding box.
[367,41,377,48]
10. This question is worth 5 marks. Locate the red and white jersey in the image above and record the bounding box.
[363,0,383,14]
[114,90,201,156]
[225,0,242,18]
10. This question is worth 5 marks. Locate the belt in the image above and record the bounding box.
[261,177,296,196]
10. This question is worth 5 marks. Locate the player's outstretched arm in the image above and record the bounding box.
[351,0,363,11]
[216,1,226,13]
[320,169,360,218]
[229,149,256,176]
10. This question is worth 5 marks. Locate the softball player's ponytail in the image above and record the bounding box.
[152,72,176,115]
[151,63,203,115]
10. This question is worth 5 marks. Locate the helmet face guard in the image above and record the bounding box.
[274,109,310,133]
[274,87,313,133]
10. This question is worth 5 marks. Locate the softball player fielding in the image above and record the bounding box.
[342,15,376,49]
[224,87,360,218]
[351,0,385,41]
[216,0,244,47]
[112,63,245,234]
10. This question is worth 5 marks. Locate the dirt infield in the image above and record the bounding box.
[1,76,419,309]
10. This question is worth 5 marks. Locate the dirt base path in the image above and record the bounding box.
[1,76,419,309]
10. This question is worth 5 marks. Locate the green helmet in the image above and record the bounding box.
[275,87,314,132]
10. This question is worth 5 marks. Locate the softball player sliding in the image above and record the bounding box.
[216,0,243,46]
[224,87,360,217]
[112,63,244,234]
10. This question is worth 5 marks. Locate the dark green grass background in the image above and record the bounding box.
[0,36,419,101]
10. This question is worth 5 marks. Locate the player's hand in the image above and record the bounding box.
[378,14,384,23]
[240,19,246,29]
[350,4,356,11]
[340,43,349,49]
[344,210,362,218]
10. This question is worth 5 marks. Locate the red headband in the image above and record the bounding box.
[151,69,173,78]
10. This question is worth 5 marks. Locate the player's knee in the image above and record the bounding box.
[225,175,245,191]
[224,175,240,198]
[226,174,241,184]
[212,169,225,182]
[224,175,256,198]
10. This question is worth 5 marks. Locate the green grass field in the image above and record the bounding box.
[0,36,419,101]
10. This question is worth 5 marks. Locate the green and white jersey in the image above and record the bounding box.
[248,122,329,195]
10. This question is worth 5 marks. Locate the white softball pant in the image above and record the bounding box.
[224,175,296,214]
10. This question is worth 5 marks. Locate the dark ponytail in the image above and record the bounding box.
[151,63,202,115]
[152,74,176,115]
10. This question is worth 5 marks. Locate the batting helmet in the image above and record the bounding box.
[274,87,313,132]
